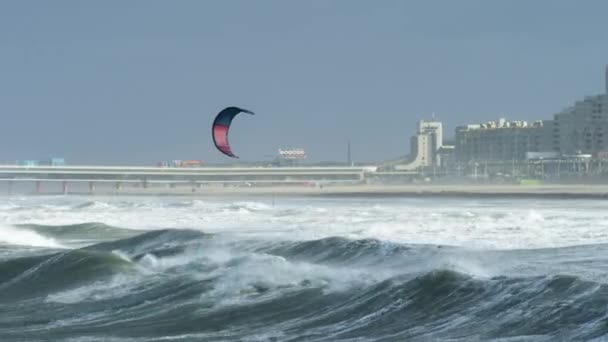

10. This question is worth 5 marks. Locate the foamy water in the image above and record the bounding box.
[1,195,608,249]
[0,224,65,248]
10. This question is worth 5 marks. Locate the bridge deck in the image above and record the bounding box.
[0,165,379,183]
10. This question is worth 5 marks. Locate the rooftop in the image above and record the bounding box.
[458,118,545,131]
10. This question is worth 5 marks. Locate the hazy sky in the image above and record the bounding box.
[1,0,608,165]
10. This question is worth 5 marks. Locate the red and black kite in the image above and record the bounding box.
[212,106,254,158]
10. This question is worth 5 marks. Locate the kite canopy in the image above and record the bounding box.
[212,106,254,158]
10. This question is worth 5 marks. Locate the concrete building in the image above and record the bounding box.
[552,70,608,156]
[395,119,444,170]
[454,118,553,162]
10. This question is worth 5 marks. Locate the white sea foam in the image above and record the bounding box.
[1,195,608,249]
[46,273,142,304]
[0,225,65,248]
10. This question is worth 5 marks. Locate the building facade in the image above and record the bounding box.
[553,94,608,156]
[455,119,553,162]
[548,65,608,156]
[418,120,443,166]
[395,119,443,170]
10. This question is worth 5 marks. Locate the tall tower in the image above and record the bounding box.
[417,119,443,167]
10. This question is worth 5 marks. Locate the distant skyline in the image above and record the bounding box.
[2,0,608,165]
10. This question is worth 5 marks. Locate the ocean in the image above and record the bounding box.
[0,195,607,341]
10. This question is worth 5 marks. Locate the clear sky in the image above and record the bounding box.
[1,0,608,165]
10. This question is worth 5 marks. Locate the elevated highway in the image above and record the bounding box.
[0,165,379,194]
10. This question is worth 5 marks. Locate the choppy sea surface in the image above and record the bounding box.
[1,195,608,341]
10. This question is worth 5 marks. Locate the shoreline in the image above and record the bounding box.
[10,184,608,199]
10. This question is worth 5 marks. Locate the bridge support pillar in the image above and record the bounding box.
[36,181,42,194]
[115,182,121,193]
[7,180,12,196]
[62,181,68,195]
[89,182,96,194]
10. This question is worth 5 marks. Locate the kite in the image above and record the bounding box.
[212,106,254,158]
